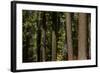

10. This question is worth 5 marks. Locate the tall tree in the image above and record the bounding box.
[65,13,73,60]
[78,13,87,60]
[72,13,78,60]
[36,12,42,62]
[51,12,57,61]
[41,12,47,61]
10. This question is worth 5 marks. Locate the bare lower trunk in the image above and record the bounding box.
[78,13,87,60]
[65,13,73,60]
[52,31,56,61]
[41,28,46,61]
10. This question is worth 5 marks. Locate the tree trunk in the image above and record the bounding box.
[52,12,57,61]
[41,12,46,61]
[52,31,56,61]
[37,12,42,62]
[78,13,87,60]
[72,13,78,60]
[65,13,73,60]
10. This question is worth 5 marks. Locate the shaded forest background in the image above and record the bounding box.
[22,10,91,62]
